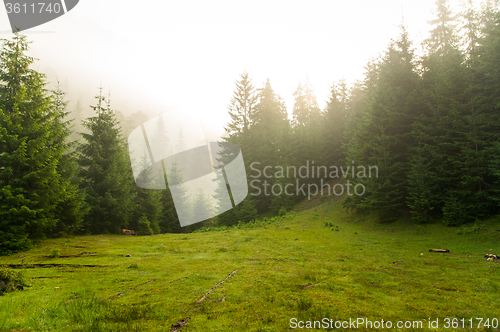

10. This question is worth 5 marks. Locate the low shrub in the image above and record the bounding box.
[0,268,28,295]
[49,248,61,258]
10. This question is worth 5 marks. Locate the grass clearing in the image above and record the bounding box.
[0,198,499,331]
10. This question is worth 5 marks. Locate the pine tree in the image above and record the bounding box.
[426,0,458,56]
[0,34,83,254]
[420,0,487,224]
[323,79,349,166]
[213,140,259,226]
[472,2,500,215]
[460,0,481,65]
[137,214,154,235]
[158,182,181,233]
[192,188,213,224]
[130,152,161,234]
[161,161,189,232]
[116,110,150,138]
[129,112,170,234]
[50,87,86,236]
[224,71,256,146]
[215,73,259,224]
[140,111,178,234]
[68,99,86,145]
[291,79,322,159]
[77,89,134,234]
[345,27,423,221]
[250,79,290,212]
[406,132,437,223]
[153,113,170,155]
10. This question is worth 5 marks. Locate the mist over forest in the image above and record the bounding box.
[1,1,500,330]
[0,0,499,254]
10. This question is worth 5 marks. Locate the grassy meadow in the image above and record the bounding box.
[1,197,499,331]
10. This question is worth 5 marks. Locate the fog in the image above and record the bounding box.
[0,0,466,140]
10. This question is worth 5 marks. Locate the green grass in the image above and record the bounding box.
[1,198,499,331]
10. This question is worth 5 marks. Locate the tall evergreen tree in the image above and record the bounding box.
[216,72,260,224]
[0,34,83,254]
[77,89,134,234]
[192,188,213,222]
[115,110,150,138]
[472,2,500,215]
[426,0,458,56]
[345,27,423,221]
[68,99,87,145]
[51,87,86,236]
[130,152,161,234]
[460,0,481,64]
[250,78,290,212]
[291,79,322,156]
[323,79,349,166]
[160,161,188,233]
[420,0,489,225]
[224,71,256,146]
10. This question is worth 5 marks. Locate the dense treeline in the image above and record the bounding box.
[0,35,184,255]
[217,0,500,226]
[0,35,85,254]
[0,0,499,254]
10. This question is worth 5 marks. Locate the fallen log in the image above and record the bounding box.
[196,270,237,303]
[429,249,450,253]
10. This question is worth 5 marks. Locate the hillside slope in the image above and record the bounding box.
[1,198,499,331]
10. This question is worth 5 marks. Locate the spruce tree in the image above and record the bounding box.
[0,34,83,254]
[160,161,188,233]
[216,72,260,224]
[51,87,86,236]
[77,89,134,234]
[129,112,168,234]
[345,27,423,221]
[291,79,322,168]
[116,110,150,138]
[137,214,154,235]
[250,78,290,212]
[473,2,500,215]
[322,79,349,166]
[68,100,87,146]
[224,71,256,146]
[192,188,212,223]
[427,0,457,56]
[421,0,486,225]
[130,152,161,234]
[158,182,181,233]
[460,0,480,64]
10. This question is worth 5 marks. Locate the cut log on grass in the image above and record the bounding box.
[429,249,450,253]
[196,270,236,304]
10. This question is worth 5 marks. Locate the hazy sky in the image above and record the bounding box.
[0,0,469,140]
